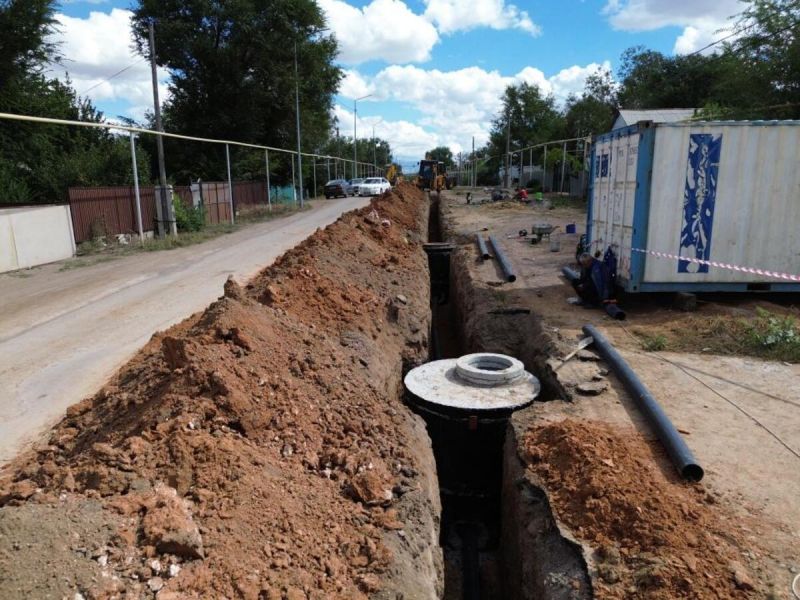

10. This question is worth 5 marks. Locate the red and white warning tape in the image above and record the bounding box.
[591,240,800,283]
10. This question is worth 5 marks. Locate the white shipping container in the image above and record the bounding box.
[587,120,800,292]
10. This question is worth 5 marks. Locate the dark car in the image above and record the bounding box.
[324,179,349,199]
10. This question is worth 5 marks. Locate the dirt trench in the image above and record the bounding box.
[0,183,443,600]
[429,192,769,599]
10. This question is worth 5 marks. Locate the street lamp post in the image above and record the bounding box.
[353,94,372,180]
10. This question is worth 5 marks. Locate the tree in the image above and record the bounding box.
[484,83,565,185]
[0,0,57,87]
[425,146,454,168]
[131,0,342,183]
[734,0,800,118]
[0,0,147,203]
[564,68,618,137]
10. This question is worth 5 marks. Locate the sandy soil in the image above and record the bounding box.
[440,189,800,599]
[0,185,442,600]
[0,197,370,464]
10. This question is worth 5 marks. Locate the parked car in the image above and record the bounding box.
[358,177,392,196]
[347,178,365,196]
[324,179,349,199]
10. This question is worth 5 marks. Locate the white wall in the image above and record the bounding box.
[0,205,76,273]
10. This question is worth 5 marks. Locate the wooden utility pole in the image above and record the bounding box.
[148,21,174,236]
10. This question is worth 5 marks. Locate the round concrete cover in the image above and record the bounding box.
[404,355,540,411]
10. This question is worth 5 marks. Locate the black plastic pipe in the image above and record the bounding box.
[582,324,704,482]
[476,235,490,260]
[488,236,516,282]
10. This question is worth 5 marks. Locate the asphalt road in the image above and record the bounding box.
[0,196,370,463]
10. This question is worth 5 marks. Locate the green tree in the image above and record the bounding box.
[131,0,342,183]
[564,68,618,137]
[484,82,565,184]
[425,146,455,168]
[0,0,148,203]
[734,0,800,118]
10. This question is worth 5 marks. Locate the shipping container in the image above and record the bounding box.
[587,120,800,293]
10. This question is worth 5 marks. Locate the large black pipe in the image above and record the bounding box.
[476,235,490,260]
[582,324,704,482]
[488,236,516,282]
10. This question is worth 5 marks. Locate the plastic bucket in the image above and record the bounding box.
[565,223,576,234]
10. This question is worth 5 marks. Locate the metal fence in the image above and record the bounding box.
[69,186,157,243]
[0,111,386,242]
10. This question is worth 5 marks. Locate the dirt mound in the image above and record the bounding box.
[522,419,761,599]
[0,184,438,599]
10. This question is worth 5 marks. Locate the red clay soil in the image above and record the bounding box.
[0,184,436,600]
[522,419,762,599]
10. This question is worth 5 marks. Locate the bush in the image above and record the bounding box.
[526,179,542,192]
[173,196,205,232]
[745,308,800,360]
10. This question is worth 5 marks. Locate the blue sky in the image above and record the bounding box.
[51,0,743,163]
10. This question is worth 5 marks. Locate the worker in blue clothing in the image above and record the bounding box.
[572,253,611,307]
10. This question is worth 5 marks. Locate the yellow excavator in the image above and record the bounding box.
[385,163,401,185]
[416,155,454,192]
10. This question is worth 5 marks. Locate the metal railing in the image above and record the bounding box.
[0,111,385,239]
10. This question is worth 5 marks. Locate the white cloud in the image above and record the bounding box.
[318,0,439,65]
[334,104,442,161]
[603,0,741,54]
[47,8,169,121]
[423,0,540,35]
[341,61,611,160]
[672,18,739,54]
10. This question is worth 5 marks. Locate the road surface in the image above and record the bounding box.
[0,197,370,463]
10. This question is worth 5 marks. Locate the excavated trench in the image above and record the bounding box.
[411,193,591,600]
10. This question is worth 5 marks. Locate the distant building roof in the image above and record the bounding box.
[612,108,697,130]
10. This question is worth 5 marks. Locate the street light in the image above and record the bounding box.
[353,94,372,179]
[371,117,383,176]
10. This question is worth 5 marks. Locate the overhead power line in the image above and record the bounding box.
[78,58,148,96]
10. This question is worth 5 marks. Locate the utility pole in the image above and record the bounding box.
[471,136,475,188]
[353,94,372,180]
[148,21,174,237]
[294,41,304,208]
[372,125,376,174]
[504,108,511,189]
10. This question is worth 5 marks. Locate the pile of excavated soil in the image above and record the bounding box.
[0,184,440,600]
[522,419,762,599]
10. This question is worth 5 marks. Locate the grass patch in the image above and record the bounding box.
[62,202,304,269]
[632,307,800,363]
[639,333,668,352]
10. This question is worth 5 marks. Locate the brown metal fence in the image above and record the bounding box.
[68,186,157,243]
[193,182,232,225]
[68,180,270,242]
[233,181,267,207]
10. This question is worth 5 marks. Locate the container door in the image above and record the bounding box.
[589,127,640,283]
